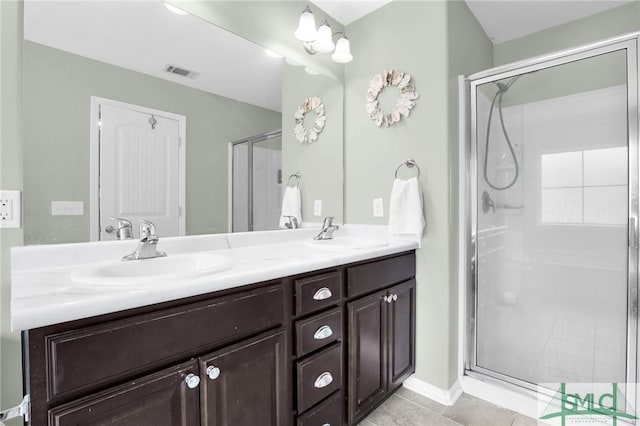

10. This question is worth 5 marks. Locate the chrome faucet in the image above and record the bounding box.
[122,220,167,261]
[314,217,340,240]
[284,216,299,229]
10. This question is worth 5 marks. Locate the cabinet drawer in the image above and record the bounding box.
[45,284,285,400]
[347,253,415,298]
[296,392,342,426]
[295,308,342,357]
[295,271,342,316]
[297,344,342,413]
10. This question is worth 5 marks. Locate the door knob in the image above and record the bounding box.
[206,366,221,380]
[184,373,200,389]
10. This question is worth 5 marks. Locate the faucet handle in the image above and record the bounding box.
[109,217,133,240]
[322,217,335,227]
[284,216,299,229]
[139,219,157,239]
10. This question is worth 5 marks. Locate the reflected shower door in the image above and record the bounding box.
[231,131,282,232]
[471,46,636,389]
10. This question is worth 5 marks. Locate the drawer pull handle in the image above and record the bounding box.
[185,373,200,389]
[313,287,333,301]
[313,325,333,340]
[314,372,333,389]
[206,366,221,380]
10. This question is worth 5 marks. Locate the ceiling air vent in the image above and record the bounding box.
[163,64,199,79]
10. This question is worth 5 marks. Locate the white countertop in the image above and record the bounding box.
[11,225,418,331]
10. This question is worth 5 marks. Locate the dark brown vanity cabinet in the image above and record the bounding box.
[25,283,288,426]
[24,251,416,426]
[346,254,416,425]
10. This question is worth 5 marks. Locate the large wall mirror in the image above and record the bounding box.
[22,0,343,245]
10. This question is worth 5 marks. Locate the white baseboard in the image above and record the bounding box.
[402,375,463,406]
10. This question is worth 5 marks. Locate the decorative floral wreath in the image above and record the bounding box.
[294,96,326,143]
[366,70,419,127]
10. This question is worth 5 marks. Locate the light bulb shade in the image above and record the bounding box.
[294,7,317,42]
[331,36,353,63]
[313,22,335,53]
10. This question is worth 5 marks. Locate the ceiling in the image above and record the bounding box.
[464,0,636,44]
[312,0,635,44]
[24,1,283,112]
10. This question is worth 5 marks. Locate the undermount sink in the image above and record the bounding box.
[305,237,390,250]
[70,252,233,286]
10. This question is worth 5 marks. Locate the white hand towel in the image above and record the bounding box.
[279,186,302,228]
[389,177,425,237]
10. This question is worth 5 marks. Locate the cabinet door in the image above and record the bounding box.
[48,360,201,426]
[388,279,416,390]
[347,289,387,425]
[200,328,288,426]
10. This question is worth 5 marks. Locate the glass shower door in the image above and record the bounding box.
[470,44,637,390]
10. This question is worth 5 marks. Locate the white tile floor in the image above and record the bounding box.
[360,388,536,426]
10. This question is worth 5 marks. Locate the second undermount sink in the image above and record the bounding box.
[305,237,390,250]
[70,252,233,286]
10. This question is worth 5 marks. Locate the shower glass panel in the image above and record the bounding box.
[232,131,282,232]
[472,48,632,389]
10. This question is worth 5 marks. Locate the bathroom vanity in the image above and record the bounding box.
[11,229,417,425]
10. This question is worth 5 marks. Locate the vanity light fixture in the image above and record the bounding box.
[294,6,353,64]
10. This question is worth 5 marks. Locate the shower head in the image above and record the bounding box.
[496,82,509,94]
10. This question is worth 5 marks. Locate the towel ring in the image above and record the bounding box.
[287,172,301,187]
[395,159,420,178]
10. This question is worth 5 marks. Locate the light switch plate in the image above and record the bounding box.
[314,200,322,216]
[52,201,84,216]
[373,198,384,217]
[0,190,21,228]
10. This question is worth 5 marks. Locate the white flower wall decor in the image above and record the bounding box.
[366,70,419,127]
[294,96,326,143]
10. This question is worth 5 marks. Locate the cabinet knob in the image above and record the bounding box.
[384,295,393,304]
[314,372,333,389]
[313,287,332,301]
[206,366,221,380]
[185,373,200,389]
[392,294,398,302]
[313,325,333,340]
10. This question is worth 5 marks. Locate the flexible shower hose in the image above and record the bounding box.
[483,77,520,191]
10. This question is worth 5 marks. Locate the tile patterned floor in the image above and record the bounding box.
[359,387,537,426]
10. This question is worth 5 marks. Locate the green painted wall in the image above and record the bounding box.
[494,1,640,65]
[23,41,281,244]
[446,0,494,387]
[282,64,343,224]
[344,0,491,389]
[0,0,24,419]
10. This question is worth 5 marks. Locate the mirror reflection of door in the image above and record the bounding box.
[231,131,282,232]
[92,97,186,240]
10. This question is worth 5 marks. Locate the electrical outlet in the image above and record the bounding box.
[52,201,84,216]
[0,190,21,228]
[314,200,322,216]
[373,198,384,217]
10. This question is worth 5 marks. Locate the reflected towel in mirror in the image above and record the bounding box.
[389,177,425,237]
[279,186,302,228]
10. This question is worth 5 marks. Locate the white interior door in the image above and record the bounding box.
[98,101,184,240]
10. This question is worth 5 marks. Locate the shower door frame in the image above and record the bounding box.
[461,33,640,395]
[229,129,282,232]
